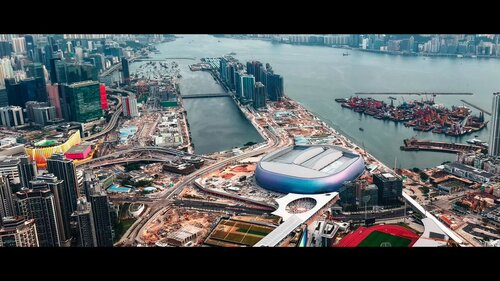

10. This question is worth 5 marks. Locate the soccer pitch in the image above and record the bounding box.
[357,231,412,247]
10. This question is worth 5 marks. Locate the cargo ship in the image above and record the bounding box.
[466,138,488,147]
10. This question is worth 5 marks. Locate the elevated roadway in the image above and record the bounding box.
[117,127,283,246]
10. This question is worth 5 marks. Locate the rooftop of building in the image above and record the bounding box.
[23,129,80,148]
[167,226,203,241]
[374,172,401,182]
[0,217,34,233]
[0,105,23,110]
[0,157,20,167]
[66,144,91,154]
[259,145,362,179]
[67,80,100,88]
[446,162,495,178]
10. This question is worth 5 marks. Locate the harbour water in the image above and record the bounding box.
[132,35,500,168]
[129,53,263,155]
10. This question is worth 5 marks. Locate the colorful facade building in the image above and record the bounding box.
[24,130,81,168]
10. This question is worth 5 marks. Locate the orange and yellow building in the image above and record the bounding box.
[25,130,81,168]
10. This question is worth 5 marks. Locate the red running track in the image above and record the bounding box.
[336,224,420,247]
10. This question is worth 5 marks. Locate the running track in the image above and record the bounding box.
[336,225,419,247]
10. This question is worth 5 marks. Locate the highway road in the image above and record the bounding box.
[334,208,409,222]
[173,199,270,216]
[82,89,129,142]
[117,126,284,246]
[78,146,209,167]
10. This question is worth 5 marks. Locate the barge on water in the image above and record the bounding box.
[338,96,488,137]
[400,138,485,154]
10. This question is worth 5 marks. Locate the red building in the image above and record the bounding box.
[65,144,92,160]
[100,84,108,110]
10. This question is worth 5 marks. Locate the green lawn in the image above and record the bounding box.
[236,227,272,237]
[114,219,136,243]
[357,231,411,247]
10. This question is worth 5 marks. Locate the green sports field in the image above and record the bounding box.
[357,231,412,247]
[205,219,274,246]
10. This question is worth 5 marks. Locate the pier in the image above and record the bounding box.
[400,138,484,154]
[460,99,491,116]
[134,57,196,62]
[355,92,473,96]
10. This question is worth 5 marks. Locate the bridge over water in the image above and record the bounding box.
[460,99,492,116]
[181,93,232,99]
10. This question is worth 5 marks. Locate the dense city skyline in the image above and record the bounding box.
[0,34,499,248]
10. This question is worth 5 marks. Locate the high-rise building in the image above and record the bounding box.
[0,176,15,219]
[241,75,255,100]
[80,63,98,81]
[220,58,228,82]
[15,188,61,247]
[32,105,57,126]
[0,216,39,247]
[46,83,62,118]
[0,106,24,128]
[122,94,138,117]
[72,197,96,247]
[22,77,48,103]
[361,184,379,208]
[24,35,37,62]
[253,62,263,82]
[90,191,113,247]
[259,66,268,92]
[4,78,23,106]
[17,155,37,189]
[47,154,78,216]
[0,88,8,107]
[30,174,72,246]
[60,81,103,122]
[11,38,26,54]
[373,173,402,206]
[246,61,263,82]
[25,101,50,124]
[0,41,12,57]
[266,73,284,101]
[234,71,243,98]
[99,84,108,110]
[253,82,266,109]
[5,76,47,106]
[121,57,130,84]
[349,35,361,48]
[25,63,45,80]
[88,54,105,73]
[0,57,14,88]
[53,61,97,85]
[49,58,61,84]
[0,158,20,186]
[338,181,358,209]
[489,92,500,156]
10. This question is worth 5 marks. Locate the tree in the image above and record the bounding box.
[419,172,429,182]
[419,186,429,194]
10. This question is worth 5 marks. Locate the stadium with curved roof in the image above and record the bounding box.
[255,145,365,194]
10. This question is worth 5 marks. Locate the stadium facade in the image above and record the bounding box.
[255,145,365,194]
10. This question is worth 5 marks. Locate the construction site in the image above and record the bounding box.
[140,208,221,247]
[198,163,283,205]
